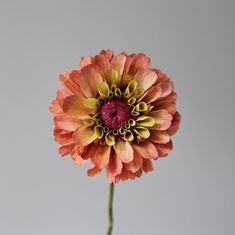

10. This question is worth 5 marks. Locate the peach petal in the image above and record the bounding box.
[63,95,92,119]
[114,140,134,163]
[155,140,173,157]
[134,69,157,91]
[79,56,92,69]
[167,111,181,136]
[129,53,151,75]
[125,152,143,173]
[73,126,97,146]
[100,49,114,61]
[149,110,173,130]
[110,54,126,80]
[141,85,162,103]
[132,140,158,159]
[79,65,103,97]
[58,144,74,157]
[56,89,71,106]
[49,100,61,115]
[91,145,111,169]
[149,130,170,144]
[87,164,102,176]
[54,114,81,131]
[142,159,154,173]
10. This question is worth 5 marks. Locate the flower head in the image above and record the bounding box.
[49,50,181,183]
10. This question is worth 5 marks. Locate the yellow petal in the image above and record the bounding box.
[84,98,100,111]
[133,127,150,139]
[105,132,115,146]
[97,81,110,97]
[104,69,118,85]
[136,116,155,127]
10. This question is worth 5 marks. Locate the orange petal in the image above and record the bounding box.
[87,164,102,177]
[93,54,110,75]
[142,159,154,173]
[54,114,81,131]
[79,65,102,97]
[63,95,92,119]
[91,144,111,169]
[134,69,157,91]
[55,132,73,145]
[149,130,170,144]
[59,72,84,96]
[132,140,158,159]
[73,126,96,146]
[58,144,74,157]
[115,168,142,182]
[114,140,134,163]
[167,111,181,136]
[106,150,123,182]
[125,152,143,173]
[154,140,173,157]
[149,110,173,130]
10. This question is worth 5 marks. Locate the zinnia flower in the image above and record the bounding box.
[49,49,181,183]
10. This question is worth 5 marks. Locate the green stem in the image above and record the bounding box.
[106,183,114,235]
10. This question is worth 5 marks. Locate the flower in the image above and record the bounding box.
[49,50,181,183]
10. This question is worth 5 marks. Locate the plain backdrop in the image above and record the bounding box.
[0,0,235,234]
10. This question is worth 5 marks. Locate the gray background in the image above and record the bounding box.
[0,0,235,234]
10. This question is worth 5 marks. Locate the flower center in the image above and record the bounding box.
[100,100,130,129]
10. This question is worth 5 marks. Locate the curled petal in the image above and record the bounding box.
[132,140,158,159]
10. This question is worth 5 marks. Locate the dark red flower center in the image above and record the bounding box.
[100,100,130,129]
